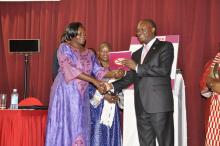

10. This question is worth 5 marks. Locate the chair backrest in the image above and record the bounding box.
[19,97,43,106]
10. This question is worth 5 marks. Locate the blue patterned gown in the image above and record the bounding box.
[90,79,122,146]
[45,43,107,146]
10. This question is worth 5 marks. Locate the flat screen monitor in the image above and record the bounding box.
[9,39,40,53]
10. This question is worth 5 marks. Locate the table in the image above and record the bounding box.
[0,110,47,146]
[123,73,187,146]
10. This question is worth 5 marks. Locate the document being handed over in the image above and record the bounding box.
[109,51,131,71]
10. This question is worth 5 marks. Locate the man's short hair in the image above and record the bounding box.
[143,19,157,35]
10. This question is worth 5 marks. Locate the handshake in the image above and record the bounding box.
[97,82,113,95]
[94,69,124,95]
[94,81,119,103]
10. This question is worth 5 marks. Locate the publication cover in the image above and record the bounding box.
[109,51,132,71]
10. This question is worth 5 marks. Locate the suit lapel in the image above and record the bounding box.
[135,46,143,64]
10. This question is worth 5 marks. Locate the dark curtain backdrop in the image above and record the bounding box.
[0,0,220,146]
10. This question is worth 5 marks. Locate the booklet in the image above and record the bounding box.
[109,51,132,71]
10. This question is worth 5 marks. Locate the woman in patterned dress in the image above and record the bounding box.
[90,42,124,146]
[200,52,220,146]
[45,22,108,146]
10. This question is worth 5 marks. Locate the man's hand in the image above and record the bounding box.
[121,59,137,70]
[104,94,118,103]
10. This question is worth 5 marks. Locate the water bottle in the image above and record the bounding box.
[10,89,18,109]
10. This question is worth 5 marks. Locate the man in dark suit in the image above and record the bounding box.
[105,19,174,146]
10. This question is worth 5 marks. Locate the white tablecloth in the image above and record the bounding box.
[123,73,187,146]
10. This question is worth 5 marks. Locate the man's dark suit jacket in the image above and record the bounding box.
[113,39,174,115]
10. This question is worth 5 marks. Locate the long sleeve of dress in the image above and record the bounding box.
[57,44,82,83]
[91,54,108,80]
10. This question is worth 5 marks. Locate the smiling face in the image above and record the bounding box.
[97,42,112,66]
[73,26,86,46]
[99,46,110,62]
[136,20,156,44]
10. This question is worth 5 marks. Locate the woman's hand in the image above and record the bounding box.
[93,80,107,94]
[113,69,125,79]
[207,77,220,93]
[211,81,220,94]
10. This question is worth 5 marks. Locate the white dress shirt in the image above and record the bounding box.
[135,37,156,72]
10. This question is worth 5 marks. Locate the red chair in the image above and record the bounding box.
[19,97,43,106]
